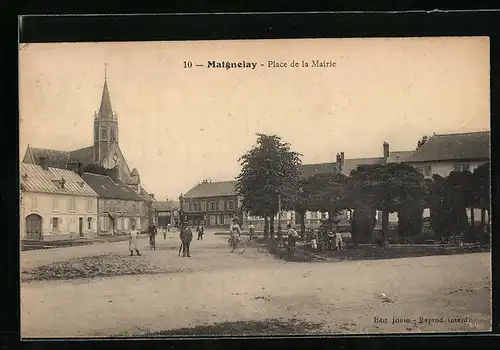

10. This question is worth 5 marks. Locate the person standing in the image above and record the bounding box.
[335,229,343,251]
[197,224,204,240]
[180,223,193,257]
[163,226,167,240]
[286,223,298,257]
[129,224,141,256]
[229,218,241,252]
[249,223,255,240]
[167,223,171,233]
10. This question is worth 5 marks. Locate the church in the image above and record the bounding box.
[22,70,155,231]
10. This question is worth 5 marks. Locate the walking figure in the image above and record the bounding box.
[197,224,204,240]
[149,224,157,250]
[129,224,141,256]
[163,226,167,240]
[167,223,171,232]
[335,229,343,251]
[180,222,193,257]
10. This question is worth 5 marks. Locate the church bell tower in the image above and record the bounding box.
[93,64,119,164]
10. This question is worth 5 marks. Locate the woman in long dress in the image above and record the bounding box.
[129,224,141,256]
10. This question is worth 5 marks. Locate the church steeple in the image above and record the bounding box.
[98,64,114,120]
[94,64,119,164]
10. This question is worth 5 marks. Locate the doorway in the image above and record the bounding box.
[25,214,42,240]
[79,217,84,237]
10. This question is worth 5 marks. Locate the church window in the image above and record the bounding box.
[110,128,116,141]
[101,128,108,139]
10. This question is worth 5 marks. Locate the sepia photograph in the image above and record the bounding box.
[19,37,491,338]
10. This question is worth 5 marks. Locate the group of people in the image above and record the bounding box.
[309,227,343,253]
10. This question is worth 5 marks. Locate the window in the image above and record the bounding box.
[87,199,93,212]
[116,218,123,230]
[31,196,38,210]
[423,166,432,177]
[211,202,215,211]
[189,202,193,211]
[52,217,60,233]
[229,201,234,210]
[101,216,109,232]
[310,212,318,219]
[87,217,92,230]
[201,202,206,211]
[454,163,470,172]
[101,128,108,139]
[110,128,116,141]
[52,197,59,212]
[69,197,76,211]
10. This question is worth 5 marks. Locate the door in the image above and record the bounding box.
[79,218,84,237]
[25,214,42,240]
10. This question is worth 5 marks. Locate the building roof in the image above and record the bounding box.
[81,172,145,201]
[404,131,490,163]
[20,163,98,197]
[155,200,180,212]
[340,157,386,176]
[184,180,238,199]
[387,151,414,163]
[69,146,95,165]
[299,162,340,178]
[139,185,153,202]
[26,147,70,169]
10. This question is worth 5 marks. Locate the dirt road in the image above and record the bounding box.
[21,231,491,337]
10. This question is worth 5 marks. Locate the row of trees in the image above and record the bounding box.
[236,134,490,244]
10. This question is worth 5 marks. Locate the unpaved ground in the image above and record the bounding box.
[21,230,492,337]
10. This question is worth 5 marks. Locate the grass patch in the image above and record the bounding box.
[133,318,324,337]
[21,253,178,282]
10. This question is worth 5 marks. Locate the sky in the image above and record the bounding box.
[19,37,490,200]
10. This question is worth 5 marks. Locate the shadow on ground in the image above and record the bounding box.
[127,318,324,337]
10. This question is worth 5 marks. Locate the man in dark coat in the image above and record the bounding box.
[180,223,193,257]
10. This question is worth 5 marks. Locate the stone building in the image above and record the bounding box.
[22,70,154,231]
[155,200,180,228]
[81,172,147,235]
[20,161,99,241]
[182,180,243,227]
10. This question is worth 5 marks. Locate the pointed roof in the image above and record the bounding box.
[81,172,144,201]
[98,77,114,120]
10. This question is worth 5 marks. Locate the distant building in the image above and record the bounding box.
[81,172,147,235]
[155,200,180,228]
[182,180,243,227]
[22,71,155,230]
[403,131,490,178]
[20,161,99,241]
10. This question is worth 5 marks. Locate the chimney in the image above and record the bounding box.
[383,141,390,159]
[336,153,341,164]
[150,193,155,200]
[340,152,345,167]
[67,161,83,176]
[39,156,49,170]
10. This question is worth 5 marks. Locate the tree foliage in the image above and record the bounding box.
[236,134,302,234]
[416,135,429,150]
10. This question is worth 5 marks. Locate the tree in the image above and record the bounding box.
[346,163,425,245]
[305,172,348,220]
[416,135,429,150]
[472,162,490,231]
[236,134,302,239]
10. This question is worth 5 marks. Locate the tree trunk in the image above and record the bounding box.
[381,210,389,246]
[299,209,306,237]
[481,208,486,232]
[470,207,475,227]
[269,215,275,238]
[264,216,269,239]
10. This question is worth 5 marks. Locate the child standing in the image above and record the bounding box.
[129,224,141,256]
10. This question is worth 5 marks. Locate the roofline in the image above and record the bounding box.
[19,189,98,197]
[433,130,490,137]
[183,194,238,199]
[404,157,490,164]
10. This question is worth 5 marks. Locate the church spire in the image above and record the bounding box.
[98,63,114,119]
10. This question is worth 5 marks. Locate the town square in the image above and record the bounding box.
[19,38,491,337]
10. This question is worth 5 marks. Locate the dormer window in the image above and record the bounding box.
[51,177,66,189]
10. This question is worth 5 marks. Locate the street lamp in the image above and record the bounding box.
[178,193,184,226]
